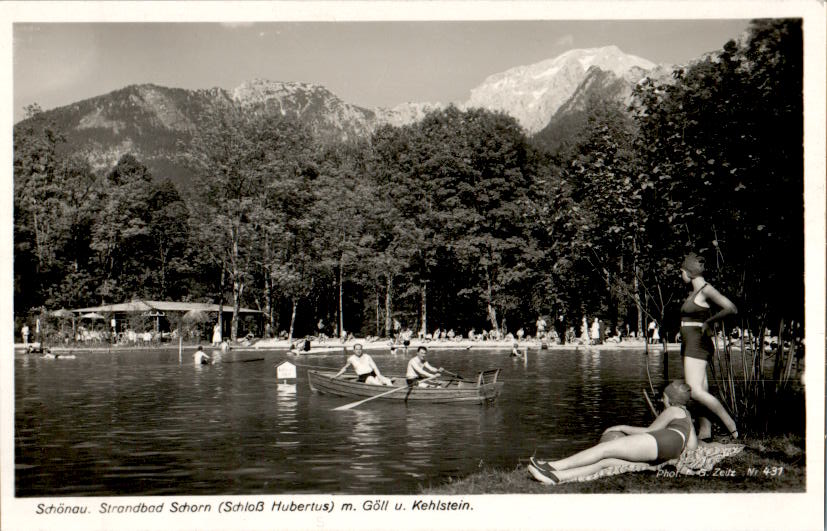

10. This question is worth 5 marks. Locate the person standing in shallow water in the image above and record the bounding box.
[678,252,739,440]
[193,345,211,365]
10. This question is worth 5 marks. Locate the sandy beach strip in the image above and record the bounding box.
[16,338,684,354]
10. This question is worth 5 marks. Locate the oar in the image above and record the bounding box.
[332,374,440,411]
[440,368,464,380]
[438,369,465,387]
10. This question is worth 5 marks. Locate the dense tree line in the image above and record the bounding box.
[13,20,802,342]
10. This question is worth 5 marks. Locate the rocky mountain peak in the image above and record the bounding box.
[231,78,332,106]
[465,45,659,133]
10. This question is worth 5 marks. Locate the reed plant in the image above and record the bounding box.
[709,319,804,435]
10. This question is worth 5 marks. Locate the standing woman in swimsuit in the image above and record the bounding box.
[679,252,738,440]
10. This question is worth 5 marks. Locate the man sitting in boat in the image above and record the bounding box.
[406,346,443,387]
[333,343,393,386]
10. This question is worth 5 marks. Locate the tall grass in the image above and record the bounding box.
[709,320,804,435]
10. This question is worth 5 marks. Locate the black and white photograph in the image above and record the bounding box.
[2,2,825,530]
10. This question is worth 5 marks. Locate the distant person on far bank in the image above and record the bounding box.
[406,346,442,386]
[591,318,601,345]
[536,316,547,338]
[401,327,412,346]
[333,343,392,386]
[212,322,222,346]
[678,252,739,440]
[21,324,30,346]
[193,345,211,365]
[555,315,566,345]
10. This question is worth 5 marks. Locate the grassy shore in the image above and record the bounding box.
[421,435,805,494]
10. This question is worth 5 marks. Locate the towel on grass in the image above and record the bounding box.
[559,442,745,484]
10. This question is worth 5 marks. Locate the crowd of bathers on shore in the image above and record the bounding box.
[295,315,659,349]
[289,316,797,355]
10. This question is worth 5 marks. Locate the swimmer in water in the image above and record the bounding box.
[193,345,211,365]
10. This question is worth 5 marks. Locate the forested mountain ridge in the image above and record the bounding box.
[15,81,378,188]
[531,63,674,156]
[14,46,665,186]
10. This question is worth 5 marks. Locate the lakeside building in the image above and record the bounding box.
[70,299,263,341]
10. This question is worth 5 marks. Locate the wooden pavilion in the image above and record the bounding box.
[71,300,262,340]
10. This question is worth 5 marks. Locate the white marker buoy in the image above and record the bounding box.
[276,361,297,395]
[276,361,297,384]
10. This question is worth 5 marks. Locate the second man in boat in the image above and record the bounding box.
[406,346,444,387]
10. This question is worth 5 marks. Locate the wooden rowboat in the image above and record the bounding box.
[215,350,265,363]
[307,369,503,404]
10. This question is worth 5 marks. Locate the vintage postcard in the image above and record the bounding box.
[1,2,824,530]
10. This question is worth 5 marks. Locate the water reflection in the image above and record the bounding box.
[348,408,380,447]
[15,347,689,495]
[346,409,385,483]
[274,382,299,448]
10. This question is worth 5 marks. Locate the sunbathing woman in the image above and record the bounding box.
[528,380,697,484]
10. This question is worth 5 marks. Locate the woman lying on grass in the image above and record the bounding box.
[529,380,697,484]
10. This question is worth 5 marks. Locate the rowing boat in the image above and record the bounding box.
[288,346,347,355]
[307,369,503,404]
[214,350,265,363]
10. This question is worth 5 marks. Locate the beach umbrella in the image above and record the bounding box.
[182,309,209,323]
[80,312,105,320]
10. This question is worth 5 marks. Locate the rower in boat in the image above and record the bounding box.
[333,343,393,386]
[406,346,443,387]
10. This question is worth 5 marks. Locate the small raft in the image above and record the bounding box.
[308,369,503,404]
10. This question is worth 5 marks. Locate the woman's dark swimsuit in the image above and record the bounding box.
[680,283,714,361]
[650,407,692,461]
[357,370,377,383]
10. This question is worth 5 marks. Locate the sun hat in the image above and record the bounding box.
[664,380,692,406]
[681,252,705,278]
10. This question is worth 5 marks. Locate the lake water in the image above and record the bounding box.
[14,347,684,496]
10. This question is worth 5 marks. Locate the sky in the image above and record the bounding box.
[12,19,752,123]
